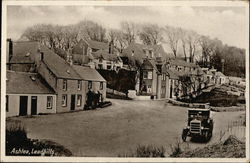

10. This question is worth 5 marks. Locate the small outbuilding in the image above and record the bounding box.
[6,71,56,117]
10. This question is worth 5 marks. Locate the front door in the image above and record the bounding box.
[170,85,173,98]
[71,95,75,110]
[19,96,28,116]
[31,96,37,115]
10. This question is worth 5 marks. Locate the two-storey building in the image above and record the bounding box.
[6,40,107,114]
[72,38,123,70]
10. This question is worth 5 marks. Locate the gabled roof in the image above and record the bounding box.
[141,58,156,70]
[72,65,106,82]
[121,43,172,62]
[92,49,121,62]
[86,39,109,50]
[72,39,109,55]
[7,71,55,94]
[11,41,82,80]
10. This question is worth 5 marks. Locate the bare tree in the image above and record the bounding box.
[138,24,162,45]
[107,29,127,53]
[198,35,215,67]
[163,26,180,58]
[121,21,136,45]
[76,20,107,42]
[186,30,199,63]
[179,28,188,61]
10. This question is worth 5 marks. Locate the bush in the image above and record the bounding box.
[169,139,182,157]
[135,145,165,157]
[119,145,165,157]
[6,119,72,156]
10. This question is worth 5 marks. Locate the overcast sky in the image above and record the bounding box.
[7,5,247,48]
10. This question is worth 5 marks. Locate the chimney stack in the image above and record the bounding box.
[7,38,13,63]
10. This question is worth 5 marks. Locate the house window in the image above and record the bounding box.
[162,75,166,81]
[47,96,53,109]
[77,80,82,91]
[63,79,67,91]
[107,65,111,70]
[77,95,82,106]
[148,71,153,79]
[62,94,67,106]
[143,71,148,79]
[6,95,9,112]
[88,81,92,89]
[100,82,103,90]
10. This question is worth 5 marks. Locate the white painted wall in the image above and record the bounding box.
[6,94,56,117]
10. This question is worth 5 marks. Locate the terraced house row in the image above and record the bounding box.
[6,39,106,117]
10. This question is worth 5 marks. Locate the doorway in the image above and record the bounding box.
[71,95,75,110]
[19,96,28,116]
[31,96,37,115]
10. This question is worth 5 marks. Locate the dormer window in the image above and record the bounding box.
[132,50,135,56]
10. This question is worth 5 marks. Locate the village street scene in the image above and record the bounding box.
[4,4,247,158]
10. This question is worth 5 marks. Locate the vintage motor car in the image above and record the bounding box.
[182,108,214,142]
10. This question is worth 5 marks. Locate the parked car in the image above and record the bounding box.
[182,108,214,142]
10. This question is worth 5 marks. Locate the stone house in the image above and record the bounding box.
[6,71,56,117]
[6,40,107,114]
[138,56,203,100]
[121,43,170,69]
[72,65,106,101]
[72,38,123,70]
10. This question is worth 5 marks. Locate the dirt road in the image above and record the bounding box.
[7,99,245,157]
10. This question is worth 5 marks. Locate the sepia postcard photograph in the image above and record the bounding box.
[1,0,249,162]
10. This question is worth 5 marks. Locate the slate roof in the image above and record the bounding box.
[91,49,121,61]
[141,58,157,70]
[10,41,82,79]
[9,41,37,64]
[7,71,55,94]
[40,45,82,80]
[121,43,172,62]
[86,39,109,50]
[9,55,33,64]
[165,69,179,79]
[72,65,106,82]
